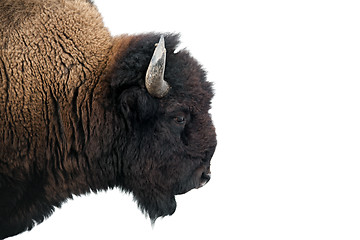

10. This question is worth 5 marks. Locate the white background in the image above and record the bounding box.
[13,0,360,239]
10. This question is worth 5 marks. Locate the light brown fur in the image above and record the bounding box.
[0,0,112,169]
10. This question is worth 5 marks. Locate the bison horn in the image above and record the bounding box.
[145,35,170,98]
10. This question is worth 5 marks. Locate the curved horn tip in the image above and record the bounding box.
[158,35,165,47]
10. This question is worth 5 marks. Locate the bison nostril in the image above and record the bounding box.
[200,172,211,187]
[201,172,211,181]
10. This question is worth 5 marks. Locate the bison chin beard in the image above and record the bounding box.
[132,190,177,223]
[129,165,212,223]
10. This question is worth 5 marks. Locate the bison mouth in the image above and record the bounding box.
[131,165,211,222]
[175,165,211,195]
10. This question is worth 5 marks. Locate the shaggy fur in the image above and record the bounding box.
[0,0,216,238]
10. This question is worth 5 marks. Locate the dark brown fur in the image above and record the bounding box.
[0,0,216,238]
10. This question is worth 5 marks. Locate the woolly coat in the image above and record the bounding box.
[0,0,117,234]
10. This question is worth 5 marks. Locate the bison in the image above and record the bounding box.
[0,0,216,238]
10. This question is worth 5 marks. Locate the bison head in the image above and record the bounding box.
[101,33,216,221]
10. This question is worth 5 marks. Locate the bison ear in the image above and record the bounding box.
[118,88,158,127]
[145,36,170,98]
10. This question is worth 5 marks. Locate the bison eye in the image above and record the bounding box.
[174,116,186,124]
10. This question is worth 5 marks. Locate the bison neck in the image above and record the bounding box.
[42,90,125,199]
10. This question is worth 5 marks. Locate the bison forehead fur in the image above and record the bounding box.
[0,0,216,238]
